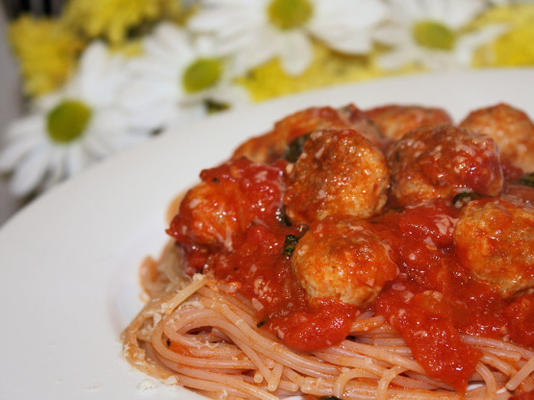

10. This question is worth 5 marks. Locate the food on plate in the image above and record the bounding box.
[123,102,534,400]
[387,125,503,206]
[460,103,534,173]
[365,104,453,141]
[284,129,389,225]
[454,199,534,298]
[292,216,398,307]
[232,105,383,163]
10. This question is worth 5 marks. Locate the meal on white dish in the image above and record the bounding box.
[122,102,534,400]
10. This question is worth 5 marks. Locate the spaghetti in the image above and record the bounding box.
[122,244,533,399]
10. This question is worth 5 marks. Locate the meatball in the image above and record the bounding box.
[284,129,389,225]
[167,158,285,251]
[460,103,534,173]
[232,105,383,163]
[454,199,534,298]
[365,104,452,141]
[168,182,242,249]
[502,183,534,207]
[337,103,385,147]
[292,215,399,306]
[388,125,503,207]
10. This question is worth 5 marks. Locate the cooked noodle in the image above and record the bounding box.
[122,244,534,399]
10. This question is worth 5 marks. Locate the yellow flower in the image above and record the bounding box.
[470,3,534,67]
[62,0,182,45]
[240,42,418,102]
[8,16,84,97]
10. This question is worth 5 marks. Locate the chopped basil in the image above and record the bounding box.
[320,397,342,400]
[520,172,534,188]
[283,234,299,256]
[453,191,480,208]
[256,320,266,328]
[204,99,230,114]
[284,133,311,162]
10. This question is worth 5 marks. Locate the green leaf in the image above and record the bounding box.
[284,132,311,163]
[283,234,299,256]
[520,173,534,188]
[452,191,481,208]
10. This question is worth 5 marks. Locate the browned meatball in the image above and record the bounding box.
[167,158,285,252]
[168,182,242,250]
[232,105,383,163]
[388,125,503,207]
[292,215,398,306]
[454,199,534,298]
[502,183,534,207]
[460,103,534,173]
[337,103,385,147]
[365,104,453,141]
[284,129,389,225]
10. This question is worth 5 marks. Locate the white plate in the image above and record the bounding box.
[1,70,533,399]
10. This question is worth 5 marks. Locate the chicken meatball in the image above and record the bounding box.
[388,125,503,207]
[454,199,534,298]
[232,105,383,163]
[292,215,399,306]
[284,129,389,225]
[337,103,385,147]
[365,105,452,141]
[460,103,534,172]
[167,158,285,251]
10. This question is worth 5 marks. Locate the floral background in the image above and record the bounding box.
[0,0,534,213]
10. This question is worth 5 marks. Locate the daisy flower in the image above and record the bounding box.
[375,0,507,70]
[188,0,387,76]
[118,23,249,133]
[0,42,149,197]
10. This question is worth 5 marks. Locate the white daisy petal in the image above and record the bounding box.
[64,144,91,177]
[0,133,43,172]
[455,24,508,65]
[209,84,250,108]
[166,104,207,132]
[4,115,44,142]
[377,46,418,70]
[442,0,486,29]
[373,26,411,46]
[310,0,386,53]
[231,27,281,74]
[278,31,313,76]
[10,145,50,197]
[41,147,66,191]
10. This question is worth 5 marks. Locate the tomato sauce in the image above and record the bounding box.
[511,391,534,400]
[167,157,534,392]
[168,158,358,351]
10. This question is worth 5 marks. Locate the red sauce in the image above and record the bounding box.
[376,280,481,391]
[511,391,534,400]
[168,158,357,351]
[167,157,534,391]
[505,293,534,347]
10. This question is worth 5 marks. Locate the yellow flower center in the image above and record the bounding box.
[182,58,223,93]
[268,0,313,30]
[46,100,92,144]
[412,20,456,50]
